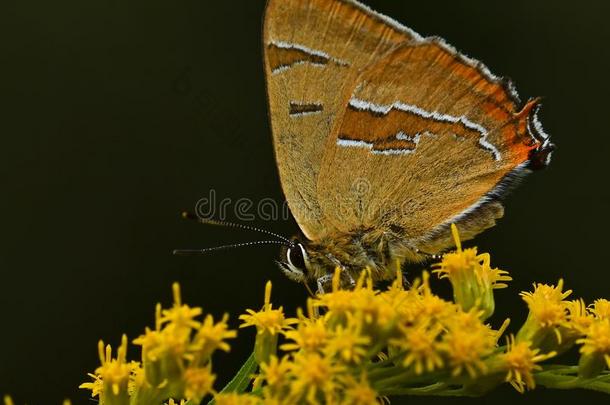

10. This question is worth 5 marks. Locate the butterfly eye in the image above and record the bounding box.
[287,243,307,271]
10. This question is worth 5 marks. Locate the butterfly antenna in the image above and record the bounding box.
[180,211,293,245]
[173,240,290,255]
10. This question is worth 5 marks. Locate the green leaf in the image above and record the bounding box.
[207,352,258,405]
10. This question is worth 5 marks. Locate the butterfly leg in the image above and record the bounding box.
[316,274,335,295]
[316,267,356,294]
[344,270,355,287]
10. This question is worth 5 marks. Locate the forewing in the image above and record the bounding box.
[263,0,421,240]
[317,39,553,245]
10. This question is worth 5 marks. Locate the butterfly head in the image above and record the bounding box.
[277,240,310,282]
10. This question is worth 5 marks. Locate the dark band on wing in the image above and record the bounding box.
[267,41,349,73]
[289,102,324,116]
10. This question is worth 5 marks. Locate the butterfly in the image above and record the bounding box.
[260,0,554,291]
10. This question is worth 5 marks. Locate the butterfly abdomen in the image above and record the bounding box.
[304,228,423,282]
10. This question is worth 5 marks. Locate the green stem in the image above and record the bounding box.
[380,383,474,397]
[535,370,610,394]
[207,352,258,405]
[372,369,450,392]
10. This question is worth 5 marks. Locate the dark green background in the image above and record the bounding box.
[1,0,609,404]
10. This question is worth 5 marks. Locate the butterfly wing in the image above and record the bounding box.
[263,0,421,240]
[317,39,553,249]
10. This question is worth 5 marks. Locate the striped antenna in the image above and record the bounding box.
[173,240,290,255]
[181,211,293,245]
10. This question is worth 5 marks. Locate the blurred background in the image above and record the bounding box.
[1,0,609,404]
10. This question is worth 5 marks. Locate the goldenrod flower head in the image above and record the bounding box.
[433,224,511,319]
[342,374,381,405]
[378,270,418,314]
[80,335,137,398]
[390,320,444,374]
[193,313,237,360]
[240,281,297,364]
[288,352,344,404]
[161,283,203,332]
[520,280,572,327]
[134,303,167,365]
[441,324,495,378]
[184,366,216,402]
[314,269,379,325]
[566,299,594,335]
[517,280,573,352]
[502,335,555,393]
[240,281,296,335]
[79,373,103,398]
[98,337,133,395]
[281,316,328,353]
[82,283,238,403]
[259,355,292,390]
[591,299,610,320]
[578,319,610,368]
[133,326,164,362]
[324,316,370,364]
[414,272,458,322]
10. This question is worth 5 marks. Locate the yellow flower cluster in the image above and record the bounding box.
[78,224,610,404]
[80,283,236,404]
[240,267,524,402]
[433,224,511,320]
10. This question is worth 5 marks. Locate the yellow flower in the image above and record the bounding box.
[240,281,296,335]
[566,299,594,335]
[240,281,297,363]
[591,299,610,320]
[378,270,419,320]
[413,272,458,323]
[281,315,328,353]
[577,319,610,376]
[341,374,381,405]
[80,335,136,398]
[184,366,216,401]
[314,269,379,325]
[134,303,166,364]
[79,373,103,398]
[324,316,370,364]
[517,280,572,351]
[193,313,237,361]
[441,324,496,378]
[433,224,511,320]
[259,355,292,390]
[520,280,572,327]
[160,283,203,332]
[287,352,344,404]
[390,320,444,374]
[502,335,555,393]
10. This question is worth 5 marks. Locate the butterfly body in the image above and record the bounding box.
[264,0,553,287]
[280,199,505,286]
[298,227,413,282]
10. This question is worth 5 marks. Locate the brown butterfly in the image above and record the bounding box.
[263,0,554,291]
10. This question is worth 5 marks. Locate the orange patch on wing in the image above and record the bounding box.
[339,106,482,153]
